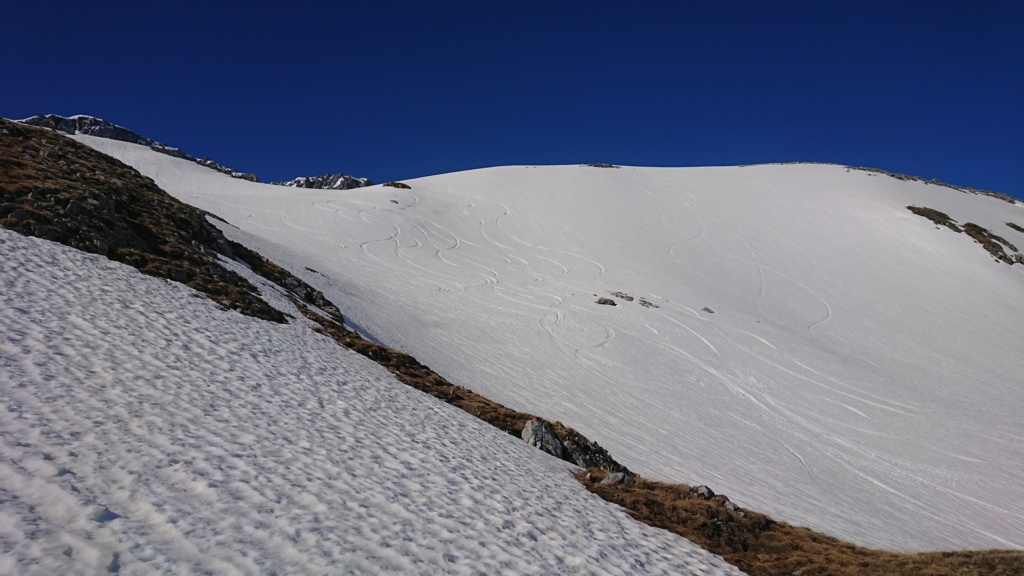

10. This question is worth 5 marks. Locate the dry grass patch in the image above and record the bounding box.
[907,205,962,232]
[578,469,1024,576]
[962,223,1019,264]
[0,118,286,321]
[906,206,1022,265]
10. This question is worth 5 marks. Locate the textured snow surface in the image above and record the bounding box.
[0,230,742,575]
[76,136,1024,552]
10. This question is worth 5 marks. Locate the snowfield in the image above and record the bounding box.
[74,135,1024,552]
[0,229,742,575]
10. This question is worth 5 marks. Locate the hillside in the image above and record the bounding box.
[0,119,745,574]
[72,134,1024,553]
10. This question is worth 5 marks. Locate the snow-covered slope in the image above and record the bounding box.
[0,229,741,575]
[75,135,1024,552]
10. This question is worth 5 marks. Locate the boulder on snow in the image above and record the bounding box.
[596,297,616,306]
[521,418,564,458]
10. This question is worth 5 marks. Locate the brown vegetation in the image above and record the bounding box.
[962,223,1020,264]
[0,118,286,321]
[907,205,962,232]
[578,469,1024,576]
[906,206,1023,265]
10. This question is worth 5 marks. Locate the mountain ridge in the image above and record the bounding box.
[16,114,374,191]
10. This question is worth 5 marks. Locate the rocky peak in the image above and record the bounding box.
[18,114,259,183]
[19,114,157,146]
[273,173,373,190]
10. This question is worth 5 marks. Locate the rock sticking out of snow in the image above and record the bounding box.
[273,173,372,190]
[521,418,564,459]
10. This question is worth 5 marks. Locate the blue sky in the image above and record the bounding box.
[3,1,1022,197]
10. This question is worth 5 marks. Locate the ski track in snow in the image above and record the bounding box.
[70,137,1024,553]
[0,230,743,575]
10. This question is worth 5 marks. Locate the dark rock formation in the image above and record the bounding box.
[273,173,372,190]
[692,485,716,500]
[18,114,259,182]
[907,206,1022,265]
[596,297,617,306]
[0,117,284,322]
[383,181,411,189]
[522,418,564,459]
[19,113,155,145]
[552,424,629,473]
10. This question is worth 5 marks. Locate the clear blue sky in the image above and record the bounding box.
[3,1,1022,197]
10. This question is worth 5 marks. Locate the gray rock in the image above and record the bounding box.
[596,297,617,306]
[9,209,34,221]
[18,114,260,183]
[600,472,635,485]
[273,173,373,190]
[19,114,155,145]
[521,418,564,458]
[692,485,715,500]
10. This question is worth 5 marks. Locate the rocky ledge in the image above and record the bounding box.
[19,114,259,182]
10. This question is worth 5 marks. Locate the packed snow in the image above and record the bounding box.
[75,135,1024,552]
[0,229,742,575]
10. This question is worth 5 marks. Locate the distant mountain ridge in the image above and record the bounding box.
[17,114,372,190]
[19,114,260,182]
[272,173,373,190]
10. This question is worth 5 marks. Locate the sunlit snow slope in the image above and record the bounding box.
[0,229,742,575]
[77,136,1024,552]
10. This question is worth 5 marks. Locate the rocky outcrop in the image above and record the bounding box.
[0,118,284,322]
[19,114,156,145]
[18,114,259,183]
[273,173,372,190]
[692,485,716,500]
[522,418,564,458]
[552,424,629,472]
[383,181,411,189]
[907,206,1022,265]
[600,472,635,485]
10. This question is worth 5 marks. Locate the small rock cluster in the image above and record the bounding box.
[273,173,373,190]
